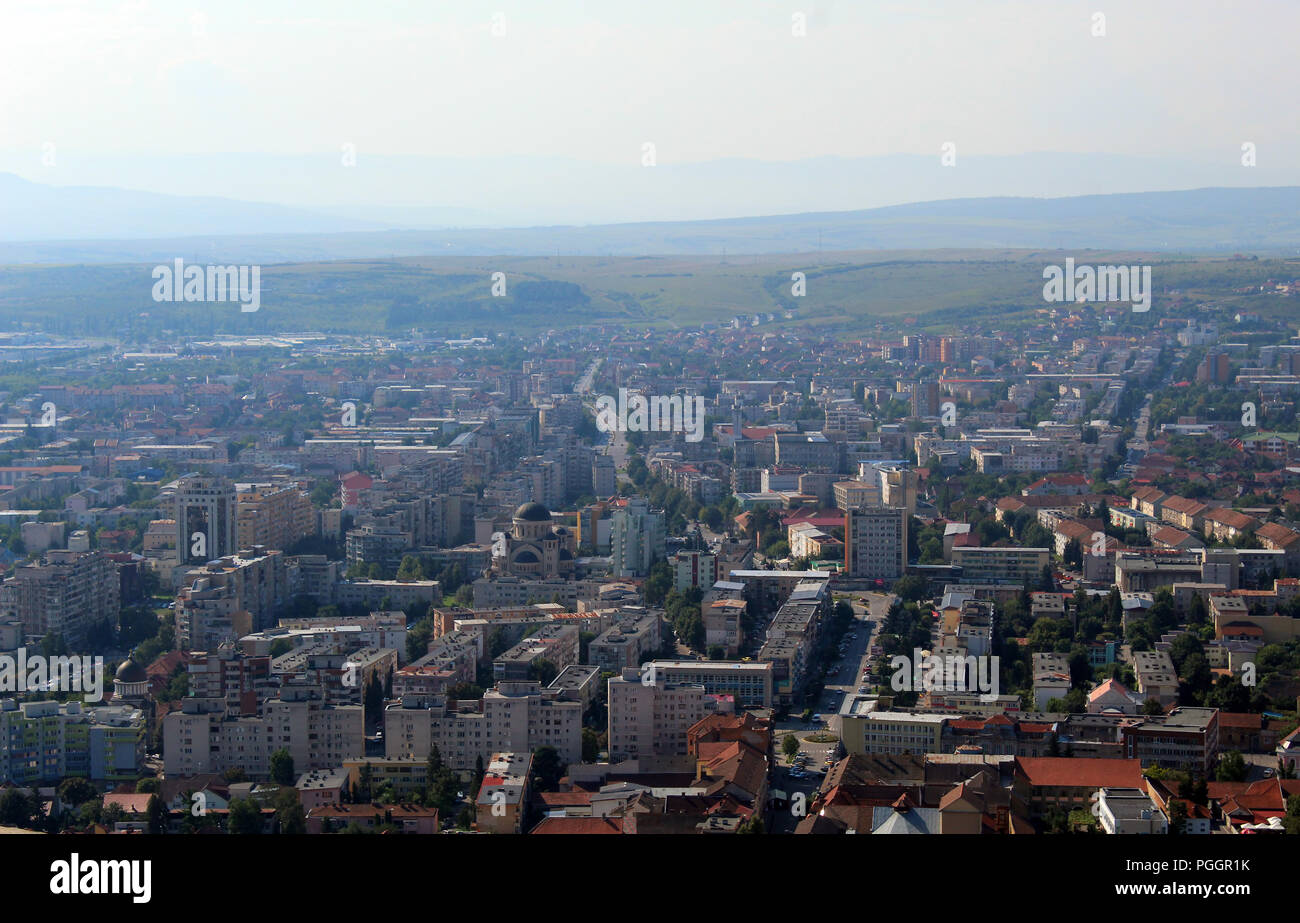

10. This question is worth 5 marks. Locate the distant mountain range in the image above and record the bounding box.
[2,172,1300,263]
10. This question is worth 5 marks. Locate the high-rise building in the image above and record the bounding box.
[606,667,709,761]
[384,681,581,772]
[587,613,662,674]
[672,550,719,593]
[640,660,774,708]
[592,454,616,498]
[174,549,287,649]
[610,498,666,578]
[237,484,314,552]
[0,699,144,784]
[879,466,919,516]
[844,507,908,581]
[176,475,237,564]
[1195,350,1231,385]
[186,640,275,716]
[0,549,121,647]
[912,379,940,418]
[163,685,363,778]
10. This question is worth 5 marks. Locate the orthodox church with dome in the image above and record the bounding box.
[112,657,149,708]
[491,502,577,578]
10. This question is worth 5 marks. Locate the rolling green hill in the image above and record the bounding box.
[1,249,1296,338]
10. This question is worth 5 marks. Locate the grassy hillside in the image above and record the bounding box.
[1,250,1296,338]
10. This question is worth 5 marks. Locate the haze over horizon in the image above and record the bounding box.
[3,0,1298,230]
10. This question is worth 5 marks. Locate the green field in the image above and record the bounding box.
[1,249,1296,338]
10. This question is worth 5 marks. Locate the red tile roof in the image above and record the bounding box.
[530,817,622,835]
[1015,757,1143,788]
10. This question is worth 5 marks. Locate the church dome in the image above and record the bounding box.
[513,502,552,522]
[115,659,147,684]
[514,550,540,564]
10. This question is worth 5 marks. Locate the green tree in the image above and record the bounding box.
[270,748,295,787]
[0,788,36,828]
[396,554,425,581]
[1216,750,1248,783]
[57,777,99,807]
[782,734,800,762]
[407,615,435,661]
[1168,799,1188,834]
[644,560,673,606]
[227,798,264,835]
[274,789,307,834]
[581,727,601,763]
[145,794,167,835]
[531,746,566,792]
[529,658,559,687]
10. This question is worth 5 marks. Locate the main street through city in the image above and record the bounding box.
[768,590,895,833]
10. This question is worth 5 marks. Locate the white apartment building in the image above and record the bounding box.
[606,667,709,761]
[610,498,666,578]
[163,685,363,778]
[384,681,582,773]
[0,549,121,647]
[174,548,288,649]
[844,507,907,581]
[175,475,237,565]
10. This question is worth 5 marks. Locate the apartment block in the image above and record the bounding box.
[838,704,947,756]
[0,549,121,648]
[702,596,746,657]
[610,498,666,578]
[0,699,144,784]
[951,546,1050,585]
[1032,652,1071,711]
[163,685,363,778]
[384,682,582,773]
[641,660,774,708]
[174,548,287,650]
[759,579,831,705]
[672,550,719,593]
[587,612,662,674]
[493,623,580,682]
[606,667,709,761]
[175,475,237,565]
[395,629,482,697]
[237,484,315,551]
[844,507,907,581]
[186,640,275,716]
[1120,707,1219,774]
[1132,650,1179,708]
[475,752,532,834]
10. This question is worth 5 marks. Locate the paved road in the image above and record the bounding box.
[768,763,825,833]
[768,591,895,828]
[606,426,629,472]
[774,591,896,742]
[821,591,893,735]
[574,358,601,395]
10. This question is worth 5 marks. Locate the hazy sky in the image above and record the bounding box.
[3,0,1297,168]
